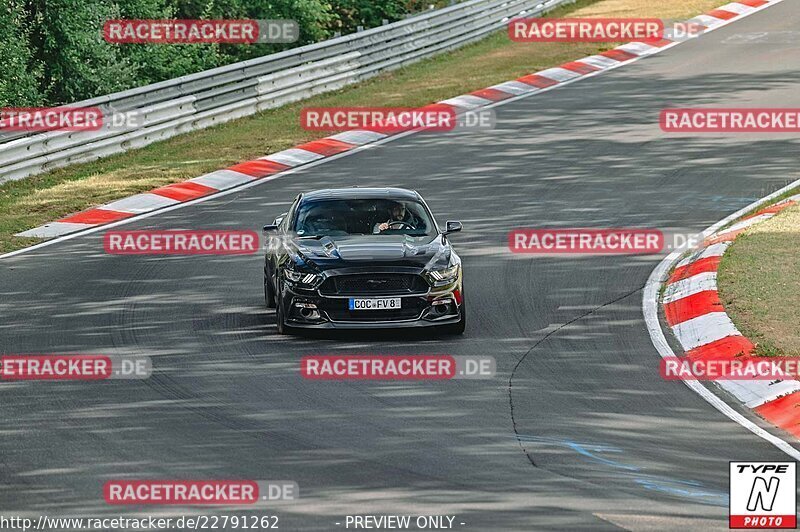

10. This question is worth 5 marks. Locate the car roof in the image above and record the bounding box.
[300,187,420,202]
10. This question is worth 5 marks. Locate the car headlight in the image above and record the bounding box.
[427,264,460,287]
[284,268,322,287]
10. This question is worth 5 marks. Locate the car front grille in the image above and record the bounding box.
[321,298,428,322]
[319,274,428,296]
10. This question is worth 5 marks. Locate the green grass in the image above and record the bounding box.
[0,0,723,253]
[718,200,800,356]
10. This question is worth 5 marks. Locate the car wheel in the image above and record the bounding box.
[264,271,276,308]
[274,281,295,336]
[275,296,287,335]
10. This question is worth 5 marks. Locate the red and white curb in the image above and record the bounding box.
[645,181,800,461]
[15,134,382,238]
[13,0,782,241]
[663,195,800,431]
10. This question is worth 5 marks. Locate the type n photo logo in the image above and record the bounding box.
[730,462,796,529]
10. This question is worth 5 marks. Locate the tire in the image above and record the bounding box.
[275,296,287,335]
[264,271,276,308]
[274,280,295,335]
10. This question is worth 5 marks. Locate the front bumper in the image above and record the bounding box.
[278,279,462,330]
[283,314,462,330]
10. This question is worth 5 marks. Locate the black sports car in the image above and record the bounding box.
[263,187,465,335]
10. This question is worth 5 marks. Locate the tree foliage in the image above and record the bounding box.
[0,1,43,106]
[1,0,424,106]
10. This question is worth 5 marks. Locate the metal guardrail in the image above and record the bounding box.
[0,0,572,184]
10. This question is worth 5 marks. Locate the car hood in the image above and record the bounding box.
[293,234,450,270]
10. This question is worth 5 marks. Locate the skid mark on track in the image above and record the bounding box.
[507,284,644,467]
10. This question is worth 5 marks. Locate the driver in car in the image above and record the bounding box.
[373,201,416,233]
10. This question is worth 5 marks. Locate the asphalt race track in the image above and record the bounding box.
[2,2,800,530]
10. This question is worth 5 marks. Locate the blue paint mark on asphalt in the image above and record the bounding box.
[517,434,728,506]
[632,475,724,503]
[558,438,640,471]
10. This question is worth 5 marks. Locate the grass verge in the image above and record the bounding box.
[718,201,800,356]
[1,0,723,253]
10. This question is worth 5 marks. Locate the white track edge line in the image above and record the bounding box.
[643,177,800,460]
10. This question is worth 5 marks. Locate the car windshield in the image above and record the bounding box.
[293,198,434,237]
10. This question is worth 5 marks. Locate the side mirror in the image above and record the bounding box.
[271,211,288,226]
[263,224,279,233]
[443,220,462,235]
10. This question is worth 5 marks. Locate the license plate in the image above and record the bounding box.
[349,298,401,310]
